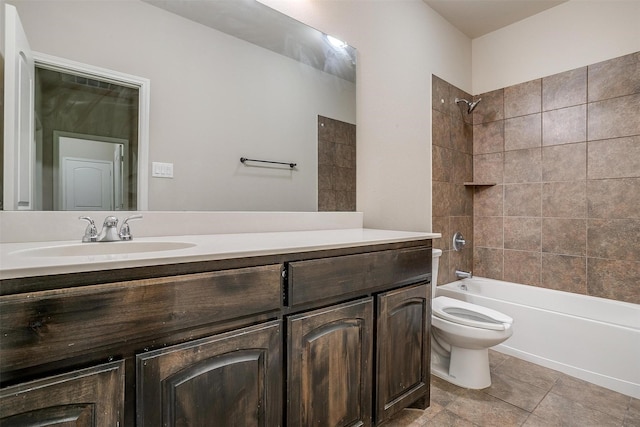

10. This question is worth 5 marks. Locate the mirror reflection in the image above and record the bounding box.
[3,0,356,212]
[37,67,139,211]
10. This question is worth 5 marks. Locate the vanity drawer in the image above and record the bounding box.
[287,246,431,307]
[0,264,282,373]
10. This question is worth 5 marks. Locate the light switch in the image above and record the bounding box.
[152,162,174,178]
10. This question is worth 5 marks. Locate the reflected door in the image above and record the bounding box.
[62,158,113,210]
[3,4,35,210]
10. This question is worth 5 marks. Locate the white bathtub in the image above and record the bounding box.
[436,277,640,398]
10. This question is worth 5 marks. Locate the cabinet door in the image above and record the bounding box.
[376,283,430,423]
[288,298,373,427]
[0,360,124,426]
[137,320,281,427]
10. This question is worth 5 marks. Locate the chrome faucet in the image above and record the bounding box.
[455,270,473,279]
[79,215,143,242]
[97,216,120,242]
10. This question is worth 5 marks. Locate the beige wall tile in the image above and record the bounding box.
[587,135,640,179]
[318,116,336,141]
[543,105,586,146]
[333,167,355,191]
[474,247,503,280]
[504,114,542,151]
[450,246,473,278]
[587,219,640,261]
[542,143,586,182]
[587,178,640,219]
[504,217,541,251]
[318,164,333,190]
[469,54,639,304]
[542,67,587,111]
[504,148,542,183]
[432,108,452,148]
[588,93,640,141]
[474,185,504,217]
[504,184,541,217]
[542,218,587,256]
[335,143,355,168]
[474,152,503,184]
[437,183,455,216]
[587,258,640,304]
[588,52,640,102]
[318,190,336,211]
[504,250,541,286]
[542,181,587,218]
[451,118,473,154]
[473,88,504,124]
[317,116,355,211]
[432,145,452,182]
[452,151,473,184]
[318,139,335,166]
[432,216,451,251]
[504,79,542,118]
[335,121,356,145]
[452,184,474,216]
[474,216,504,248]
[474,121,504,154]
[335,191,356,211]
[541,254,587,294]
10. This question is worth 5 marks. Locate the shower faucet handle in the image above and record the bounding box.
[453,232,466,251]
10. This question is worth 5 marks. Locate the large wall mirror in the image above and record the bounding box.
[2,0,356,212]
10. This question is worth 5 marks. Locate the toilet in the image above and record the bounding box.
[430,249,513,389]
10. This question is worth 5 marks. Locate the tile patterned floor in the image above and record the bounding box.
[385,351,640,427]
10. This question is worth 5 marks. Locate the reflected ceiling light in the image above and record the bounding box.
[325,34,348,49]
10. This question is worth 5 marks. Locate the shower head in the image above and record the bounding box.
[455,97,482,114]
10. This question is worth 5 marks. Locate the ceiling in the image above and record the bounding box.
[424,0,569,39]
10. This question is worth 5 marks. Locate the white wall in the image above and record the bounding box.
[473,0,640,94]
[260,0,472,232]
[9,0,355,212]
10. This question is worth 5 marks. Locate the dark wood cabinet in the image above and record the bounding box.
[0,360,124,426]
[137,320,282,427]
[0,240,432,426]
[376,283,430,423]
[287,298,374,427]
[287,247,431,307]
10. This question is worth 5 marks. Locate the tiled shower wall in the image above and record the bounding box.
[472,52,639,304]
[318,116,356,211]
[431,77,474,285]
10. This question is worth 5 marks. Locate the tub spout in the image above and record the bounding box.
[456,270,473,279]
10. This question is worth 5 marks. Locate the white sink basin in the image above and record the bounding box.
[11,241,197,257]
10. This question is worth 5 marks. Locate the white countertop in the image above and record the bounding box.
[0,229,439,280]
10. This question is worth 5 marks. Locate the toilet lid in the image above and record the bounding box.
[432,296,513,331]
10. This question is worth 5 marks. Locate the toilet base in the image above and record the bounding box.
[431,346,492,389]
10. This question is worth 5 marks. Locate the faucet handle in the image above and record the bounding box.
[79,216,98,242]
[119,215,143,241]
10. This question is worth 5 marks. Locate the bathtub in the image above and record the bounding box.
[436,277,640,398]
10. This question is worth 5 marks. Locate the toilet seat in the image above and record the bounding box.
[432,296,513,331]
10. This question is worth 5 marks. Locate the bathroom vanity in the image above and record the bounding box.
[0,229,434,426]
